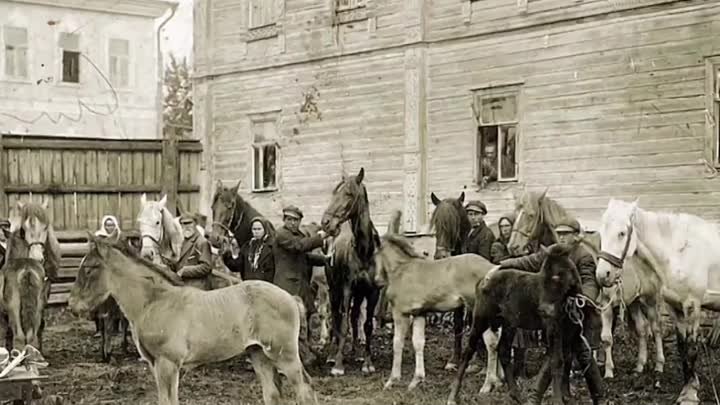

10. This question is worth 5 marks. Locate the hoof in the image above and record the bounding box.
[384,377,399,390]
[362,364,376,374]
[330,367,345,377]
[325,358,335,365]
[408,377,424,391]
[604,370,614,380]
[466,364,483,374]
[444,362,458,372]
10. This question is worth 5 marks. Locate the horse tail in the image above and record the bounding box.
[20,267,41,339]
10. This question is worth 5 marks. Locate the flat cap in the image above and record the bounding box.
[465,200,487,215]
[179,212,197,224]
[282,205,304,219]
[555,217,581,233]
[0,219,10,227]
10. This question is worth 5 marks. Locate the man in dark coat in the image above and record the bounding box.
[462,200,496,261]
[273,205,329,312]
[174,213,213,290]
[496,217,604,405]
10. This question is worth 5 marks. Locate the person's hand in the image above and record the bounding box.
[318,230,328,239]
[484,265,500,282]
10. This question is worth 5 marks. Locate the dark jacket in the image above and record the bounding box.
[224,238,275,283]
[462,221,496,261]
[490,240,511,265]
[273,225,325,309]
[176,233,213,290]
[0,243,6,269]
[498,242,599,301]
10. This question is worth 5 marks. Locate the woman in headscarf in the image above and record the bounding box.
[490,214,514,264]
[95,215,121,242]
[222,216,275,283]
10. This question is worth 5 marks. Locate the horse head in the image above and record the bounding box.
[538,243,581,318]
[507,188,548,257]
[209,179,242,248]
[138,194,181,263]
[596,198,639,288]
[429,191,468,259]
[321,168,368,237]
[69,233,114,316]
[16,200,53,264]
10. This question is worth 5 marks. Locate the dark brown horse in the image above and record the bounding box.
[428,191,472,371]
[320,168,382,377]
[208,180,275,250]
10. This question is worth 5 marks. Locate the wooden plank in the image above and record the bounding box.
[3,183,200,194]
[48,292,70,306]
[1,135,202,152]
[50,282,73,295]
[0,134,6,214]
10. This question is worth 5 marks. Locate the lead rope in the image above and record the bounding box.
[565,294,602,376]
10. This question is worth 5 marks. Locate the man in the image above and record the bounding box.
[0,219,10,269]
[273,205,328,312]
[495,217,604,405]
[480,144,499,187]
[174,212,213,290]
[462,201,496,261]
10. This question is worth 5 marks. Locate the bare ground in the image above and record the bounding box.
[32,308,720,405]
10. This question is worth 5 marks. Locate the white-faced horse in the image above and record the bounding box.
[596,198,720,404]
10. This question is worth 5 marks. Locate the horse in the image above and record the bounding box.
[596,198,720,405]
[68,234,317,405]
[137,193,241,289]
[375,209,499,390]
[320,167,383,376]
[508,190,666,380]
[447,244,585,405]
[208,180,332,348]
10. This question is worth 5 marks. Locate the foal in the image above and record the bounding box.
[447,244,583,405]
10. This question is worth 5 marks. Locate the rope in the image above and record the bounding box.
[564,295,594,376]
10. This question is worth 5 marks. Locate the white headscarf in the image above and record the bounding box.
[95,215,121,238]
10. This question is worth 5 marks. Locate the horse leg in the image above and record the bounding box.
[547,322,564,405]
[7,299,25,350]
[676,299,701,405]
[361,289,379,374]
[384,312,410,390]
[643,299,665,375]
[498,328,521,404]
[349,294,361,358]
[444,307,464,371]
[409,315,426,390]
[600,303,615,379]
[153,357,180,405]
[101,315,113,362]
[630,304,649,374]
[446,313,488,405]
[326,288,342,365]
[480,327,504,394]
[331,286,352,376]
[248,347,282,405]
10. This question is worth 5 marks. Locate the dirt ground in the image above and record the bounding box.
[32,307,720,405]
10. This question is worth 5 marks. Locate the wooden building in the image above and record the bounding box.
[194,0,720,233]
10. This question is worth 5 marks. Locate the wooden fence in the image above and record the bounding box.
[0,134,203,305]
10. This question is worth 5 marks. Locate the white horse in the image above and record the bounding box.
[596,198,720,405]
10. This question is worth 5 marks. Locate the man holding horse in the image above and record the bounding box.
[462,201,496,261]
[496,217,605,405]
[172,212,214,290]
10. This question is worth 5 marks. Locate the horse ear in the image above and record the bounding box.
[41,198,49,211]
[458,192,465,205]
[356,167,365,184]
[16,200,24,211]
[140,193,147,205]
[430,192,441,207]
[539,187,549,201]
[158,194,167,207]
[232,179,241,193]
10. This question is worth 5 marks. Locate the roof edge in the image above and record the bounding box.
[7,0,177,18]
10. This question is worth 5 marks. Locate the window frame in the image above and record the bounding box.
[248,0,277,30]
[59,32,81,84]
[108,38,130,89]
[472,84,522,185]
[705,56,720,168]
[249,111,281,193]
[2,25,29,80]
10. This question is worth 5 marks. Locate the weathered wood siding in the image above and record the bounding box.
[209,51,406,225]
[0,135,202,231]
[427,1,720,230]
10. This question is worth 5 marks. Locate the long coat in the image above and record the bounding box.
[223,238,275,282]
[175,233,213,290]
[462,221,496,261]
[273,226,325,312]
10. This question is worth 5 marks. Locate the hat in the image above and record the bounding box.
[555,217,581,233]
[465,200,487,215]
[282,205,304,220]
[179,212,197,224]
[0,219,10,227]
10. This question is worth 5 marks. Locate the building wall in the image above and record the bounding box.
[196,0,720,232]
[0,2,162,138]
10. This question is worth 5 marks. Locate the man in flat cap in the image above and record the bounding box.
[173,212,213,290]
[495,217,604,405]
[462,200,496,261]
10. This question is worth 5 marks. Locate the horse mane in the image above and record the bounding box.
[96,237,185,287]
[213,186,274,246]
[331,175,379,266]
[517,191,575,247]
[430,197,470,252]
[380,234,426,261]
[16,203,61,281]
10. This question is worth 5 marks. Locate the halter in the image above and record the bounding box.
[213,196,244,240]
[140,208,165,252]
[325,182,362,232]
[598,222,634,270]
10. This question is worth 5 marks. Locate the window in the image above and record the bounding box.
[715,67,720,164]
[473,86,520,186]
[250,114,280,191]
[249,0,276,29]
[108,38,129,88]
[336,0,366,11]
[60,32,80,83]
[3,26,28,79]
[705,57,720,167]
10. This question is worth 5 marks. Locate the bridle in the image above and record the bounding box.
[324,182,362,235]
[140,208,165,252]
[212,195,244,241]
[598,222,634,270]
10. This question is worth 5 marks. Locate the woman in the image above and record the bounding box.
[490,215,514,264]
[222,217,275,283]
[95,215,121,242]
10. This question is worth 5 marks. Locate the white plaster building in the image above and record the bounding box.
[0,0,176,138]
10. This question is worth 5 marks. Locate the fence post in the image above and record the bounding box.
[161,126,179,214]
[0,133,5,216]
